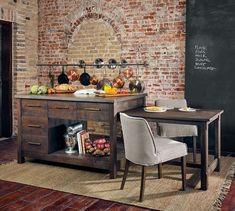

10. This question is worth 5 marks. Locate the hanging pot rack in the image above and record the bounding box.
[37,61,149,68]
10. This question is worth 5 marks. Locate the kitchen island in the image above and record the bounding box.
[16,93,146,179]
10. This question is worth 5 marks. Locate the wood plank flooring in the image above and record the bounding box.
[0,139,154,211]
[0,139,235,210]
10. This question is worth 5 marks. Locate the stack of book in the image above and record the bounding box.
[77,130,89,154]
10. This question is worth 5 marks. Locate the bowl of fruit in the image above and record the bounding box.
[85,138,110,156]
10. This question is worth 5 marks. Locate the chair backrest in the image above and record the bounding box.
[155,99,187,109]
[120,113,157,166]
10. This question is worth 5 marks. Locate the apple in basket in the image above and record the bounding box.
[85,138,110,156]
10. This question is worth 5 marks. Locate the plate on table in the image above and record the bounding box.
[178,107,197,112]
[144,106,167,113]
[161,106,174,110]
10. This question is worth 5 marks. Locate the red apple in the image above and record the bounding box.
[104,143,110,148]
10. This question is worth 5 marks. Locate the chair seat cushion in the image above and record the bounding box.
[154,136,188,163]
[158,123,198,137]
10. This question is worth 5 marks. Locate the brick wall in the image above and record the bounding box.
[0,0,38,135]
[36,0,186,136]
[38,0,186,104]
[0,0,186,135]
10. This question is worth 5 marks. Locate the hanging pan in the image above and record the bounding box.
[58,66,69,84]
[79,66,90,86]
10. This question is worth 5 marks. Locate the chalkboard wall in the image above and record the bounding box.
[185,0,235,152]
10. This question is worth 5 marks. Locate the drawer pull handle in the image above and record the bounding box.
[28,142,41,146]
[28,124,41,128]
[83,108,101,111]
[27,105,41,108]
[55,107,69,109]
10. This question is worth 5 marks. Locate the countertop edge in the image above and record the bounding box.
[15,93,147,103]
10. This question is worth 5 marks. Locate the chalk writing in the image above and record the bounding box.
[194,45,216,71]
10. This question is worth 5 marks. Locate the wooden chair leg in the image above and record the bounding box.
[120,159,130,190]
[157,163,162,179]
[181,156,186,191]
[139,166,146,202]
[192,136,197,163]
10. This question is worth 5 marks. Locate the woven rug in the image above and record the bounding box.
[0,156,234,211]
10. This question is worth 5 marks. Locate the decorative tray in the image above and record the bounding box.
[48,89,77,94]
[95,93,139,97]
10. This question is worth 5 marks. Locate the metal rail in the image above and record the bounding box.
[37,62,149,68]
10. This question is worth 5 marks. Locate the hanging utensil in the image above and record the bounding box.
[123,68,134,79]
[90,67,98,85]
[94,58,104,69]
[48,66,55,88]
[96,66,112,90]
[78,60,86,68]
[58,66,69,84]
[67,66,79,81]
[129,64,144,93]
[113,66,125,89]
[120,59,128,68]
[79,66,91,86]
[108,59,117,69]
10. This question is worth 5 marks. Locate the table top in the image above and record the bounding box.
[125,107,224,124]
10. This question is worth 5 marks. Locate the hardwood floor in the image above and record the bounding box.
[0,139,154,211]
[0,139,235,210]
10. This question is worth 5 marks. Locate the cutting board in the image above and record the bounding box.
[95,93,139,97]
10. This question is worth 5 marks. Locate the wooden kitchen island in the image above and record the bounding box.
[16,93,146,179]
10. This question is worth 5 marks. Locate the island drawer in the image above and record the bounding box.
[22,135,48,154]
[77,102,110,121]
[21,116,48,136]
[22,100,47,116]
[48,101,77,120]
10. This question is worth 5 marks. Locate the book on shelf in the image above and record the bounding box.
[77,130,84,154]
[81,131,89,154]
[77,130,89,154]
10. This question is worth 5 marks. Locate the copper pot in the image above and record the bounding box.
[113,76,125,89]
[90,75,98,85]
[67,68,79,81]
[123,68,134,79]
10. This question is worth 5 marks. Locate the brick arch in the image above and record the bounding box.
[65,12,125,44]
[67,13,123,42]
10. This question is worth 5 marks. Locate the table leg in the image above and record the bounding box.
[214,115,221,172]
[17,99,25,164]
[109,113,117,179]
[199,123,209,190]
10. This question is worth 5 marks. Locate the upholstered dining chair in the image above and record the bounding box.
[155,99,198,163]
[120,113,187,202]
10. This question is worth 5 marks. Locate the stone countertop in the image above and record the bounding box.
[15,93,147,103]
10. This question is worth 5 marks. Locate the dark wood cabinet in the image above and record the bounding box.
[16,93,146,178]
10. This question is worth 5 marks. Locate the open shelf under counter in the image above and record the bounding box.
[23,140,125,171]
[23,150,110,170]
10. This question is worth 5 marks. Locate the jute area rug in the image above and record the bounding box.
[0,156,234,211]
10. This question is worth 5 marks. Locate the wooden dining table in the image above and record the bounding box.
[124,107,224,190]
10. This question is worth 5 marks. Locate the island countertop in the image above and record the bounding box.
[15,93,147,103]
